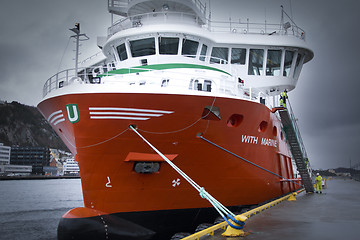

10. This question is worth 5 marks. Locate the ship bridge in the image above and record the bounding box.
[98,0,314,99]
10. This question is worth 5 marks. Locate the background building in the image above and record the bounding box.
[0,164,32,176]
[0,143,32,176]
[10,146,50,175]
[0,143,11,165]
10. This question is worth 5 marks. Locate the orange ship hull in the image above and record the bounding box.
[38,92,300,239]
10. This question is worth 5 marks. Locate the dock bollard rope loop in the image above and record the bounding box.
[129,125,245,230]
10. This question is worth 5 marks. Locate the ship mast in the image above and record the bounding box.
[69,23,89,77]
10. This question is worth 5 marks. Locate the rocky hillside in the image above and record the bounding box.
[0,101,68,150]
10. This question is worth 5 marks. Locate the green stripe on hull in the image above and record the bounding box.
[100,63,231,76]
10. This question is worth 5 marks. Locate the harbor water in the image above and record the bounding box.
[0,179,83,240]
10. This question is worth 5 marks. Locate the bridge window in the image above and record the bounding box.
[199,44,208,61]
[159,37,179,55]
[210,47,229,64]
[231,48,246,65]
[266,49,282,76]
[248,49,264,75]
[116,43,128,61]
[182,39,199,58]
[283,50,294,76]
[293,53,303,78]
[130,38,155,57]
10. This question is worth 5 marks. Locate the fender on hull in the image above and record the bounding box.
[58,207,155,240]
[57,205,249,240]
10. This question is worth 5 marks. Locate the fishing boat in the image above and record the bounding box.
[37,0,314,239]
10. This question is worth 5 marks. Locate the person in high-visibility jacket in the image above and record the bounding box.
[280,90,288,108]
[315,173,323,194]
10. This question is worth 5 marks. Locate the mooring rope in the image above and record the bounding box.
[129,125,244,229]
[199,135,304,187]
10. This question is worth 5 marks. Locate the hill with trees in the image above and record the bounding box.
[0,101,68,150]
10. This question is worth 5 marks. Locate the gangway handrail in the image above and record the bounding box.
[283,99,313,180]
[286,99,308,160]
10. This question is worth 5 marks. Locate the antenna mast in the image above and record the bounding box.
[70,23,89,77]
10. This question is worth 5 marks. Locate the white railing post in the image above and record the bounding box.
[56,73,59,90]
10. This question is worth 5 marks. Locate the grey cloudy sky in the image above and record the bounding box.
[0,0,359,170]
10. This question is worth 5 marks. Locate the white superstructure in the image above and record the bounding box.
[42,0,313,112]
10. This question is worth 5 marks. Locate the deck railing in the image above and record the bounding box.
[108,11,203,36]
[42,64,249,100]
[107,11,305,40]
[108,0,206,16]
[208,19,305,39]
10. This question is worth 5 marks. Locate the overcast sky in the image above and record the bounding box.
[0,0,359,170]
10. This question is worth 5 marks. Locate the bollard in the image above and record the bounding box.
[222,215,248,237]
[287,192,297,201]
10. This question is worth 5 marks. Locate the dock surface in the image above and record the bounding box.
[199,178,360,240]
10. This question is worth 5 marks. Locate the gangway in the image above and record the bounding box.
[278,101,314,193]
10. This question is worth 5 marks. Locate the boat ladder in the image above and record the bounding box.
[278,101,314,193]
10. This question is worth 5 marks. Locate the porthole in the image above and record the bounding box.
[273,126,277,136]
[281,131,284,140]
[227,114,243,127]
[258,121,268,132]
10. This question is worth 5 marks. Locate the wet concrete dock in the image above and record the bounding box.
[198,178,360,240]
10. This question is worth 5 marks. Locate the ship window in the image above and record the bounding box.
[248,49,264,75]
[273,126,278,136]
[159,37,179,55]
[161,79,169,87]
[258,121,268,132]
[182,39,199,58]
[231,48,246,65]
[116,43,128,61]
[266,50,282,76]
[283,50,294,76]
[130,38,155,57]
[189,79,194,90]
[199,44,208,61]
[227,114,243,127]
[293,53,303,78]
[203,80,212,92]
[210,47,229,64]
[189,79,211,91]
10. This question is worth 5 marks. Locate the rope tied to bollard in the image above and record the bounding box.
[129,125,245,230]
